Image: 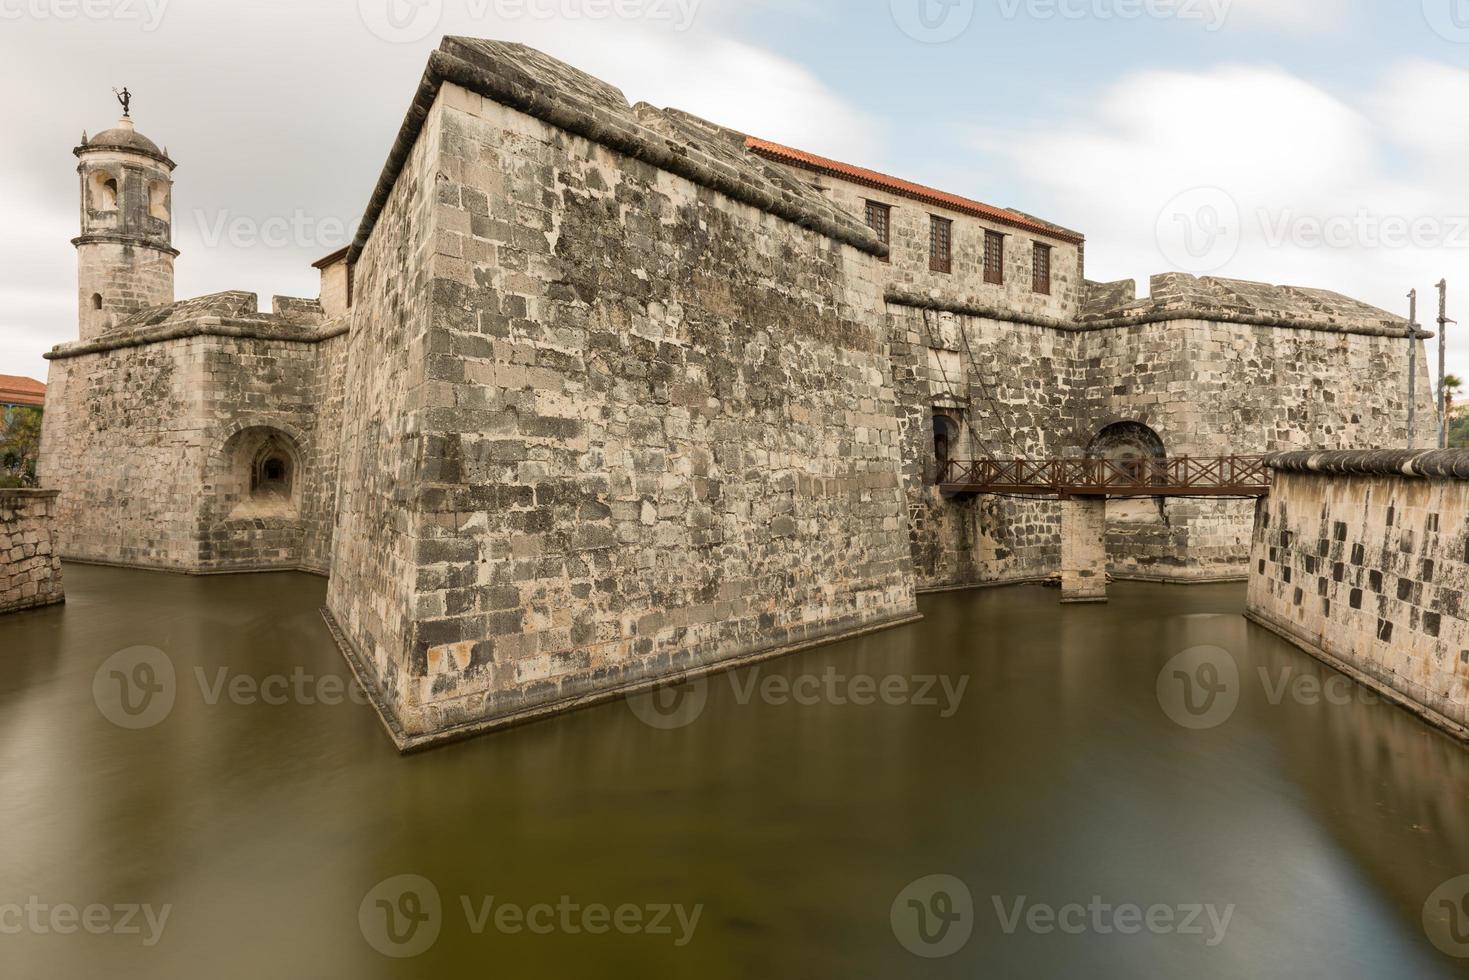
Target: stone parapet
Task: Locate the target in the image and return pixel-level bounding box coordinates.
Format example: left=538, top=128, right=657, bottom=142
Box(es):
left=0, top=490, right=64, bottom=615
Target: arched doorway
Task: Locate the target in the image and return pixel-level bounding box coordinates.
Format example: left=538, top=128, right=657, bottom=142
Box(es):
left=1087, top=421, right=1167, bottom=523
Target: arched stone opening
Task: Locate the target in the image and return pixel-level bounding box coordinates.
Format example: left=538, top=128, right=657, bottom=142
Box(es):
left=223, top=427, right=303, bottom=519
left=1087, top=421, right=1167, bottom=523
left=89, top=170, right=118, bottom=211
left=147, top=180, right=169, bottom=221
left=91, top=293, right=103, bottom=310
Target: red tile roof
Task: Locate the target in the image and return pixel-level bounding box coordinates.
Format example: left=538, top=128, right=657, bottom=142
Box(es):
left=0, top=375, right=45, bottom=408
left=745, top=137, right=1084, bottom=245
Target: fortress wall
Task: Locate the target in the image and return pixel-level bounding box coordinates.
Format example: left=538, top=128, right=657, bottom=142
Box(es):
left=324, top=95, right=445, bottom=728
left=359, top=82, right=917, bottom=743
left=1072, top=319, right=1438, bottom=582
left=301, top=329, right=348, bottom=575
left=0, top=490, right=64, bottom=615
left=888, top=307, right=1072, bottom=590
left=38, top=340, right=206, bottom=569
left=1249, top=453, right=1469, bottom=739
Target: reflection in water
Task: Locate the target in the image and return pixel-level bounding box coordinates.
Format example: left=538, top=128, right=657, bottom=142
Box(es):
left=0, top=566, right=1466, bottom=978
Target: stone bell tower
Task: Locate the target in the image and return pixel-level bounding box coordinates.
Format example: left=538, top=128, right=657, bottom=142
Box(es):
left=72, top=93, right=177, bottom=341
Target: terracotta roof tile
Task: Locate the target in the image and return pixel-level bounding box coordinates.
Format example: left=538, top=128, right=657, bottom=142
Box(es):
left=745, top=137, right=1084, bottom=245
left=0, top=374, right=45, bottom=408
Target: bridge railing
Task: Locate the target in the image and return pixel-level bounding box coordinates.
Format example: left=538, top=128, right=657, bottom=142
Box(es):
left=939, top=455, right=1271, bottom=497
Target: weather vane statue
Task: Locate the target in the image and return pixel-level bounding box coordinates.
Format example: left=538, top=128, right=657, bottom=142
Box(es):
left=113, top=86, right=131, bottom=118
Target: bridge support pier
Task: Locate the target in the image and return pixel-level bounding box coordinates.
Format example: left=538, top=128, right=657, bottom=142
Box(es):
left=1060, top=496, right=1108, bottom=604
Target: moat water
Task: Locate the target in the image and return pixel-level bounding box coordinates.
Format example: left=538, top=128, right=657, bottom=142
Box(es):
left=2, top=565, right=1468, bottom=978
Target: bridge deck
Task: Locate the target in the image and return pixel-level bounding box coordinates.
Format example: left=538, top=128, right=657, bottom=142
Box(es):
left=939, top=455, right=1271, bottom=498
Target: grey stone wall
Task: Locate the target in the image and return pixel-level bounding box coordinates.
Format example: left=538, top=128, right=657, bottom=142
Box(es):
left=1248, top=451, right=1469, bottom=739
left=0, top=490, right=64, bottom=614
left=323, top=77, right=918, bottom=746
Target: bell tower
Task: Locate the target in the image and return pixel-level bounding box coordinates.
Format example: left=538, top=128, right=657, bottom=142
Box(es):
left=73, top=90, right=177, bottom=341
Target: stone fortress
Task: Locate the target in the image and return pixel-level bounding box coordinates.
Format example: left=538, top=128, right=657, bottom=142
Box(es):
left=36, top=37, right=1436, bottom=749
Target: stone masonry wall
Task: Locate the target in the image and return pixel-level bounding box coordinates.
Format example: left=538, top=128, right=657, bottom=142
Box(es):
left=0, top=490, right=64, bottom=614
left=1248, top=452, right=1469, bottom=738
left=325, top=80, right=918, bottom=744
left=1072, top=319, right=1438, bottom=582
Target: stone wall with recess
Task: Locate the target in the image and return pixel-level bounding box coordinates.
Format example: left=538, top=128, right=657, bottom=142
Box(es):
left=38, top=292, right=344, bottom=574
left=1248, top=451, right=1469, bottom=739
left=0, top=490, right=64, bottom=614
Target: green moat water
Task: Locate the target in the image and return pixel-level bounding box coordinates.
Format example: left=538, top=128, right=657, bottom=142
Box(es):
left=2, top=564, right=1468, bottom=978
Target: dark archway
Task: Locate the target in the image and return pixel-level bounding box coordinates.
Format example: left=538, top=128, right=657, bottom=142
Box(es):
left=1087, top=421, right=1167, bottom=523
left=932, top=412, right=962, bottom=482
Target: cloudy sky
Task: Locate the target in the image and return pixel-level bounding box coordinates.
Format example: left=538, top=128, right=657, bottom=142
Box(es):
left=2, top=0, right=1467, bottom=384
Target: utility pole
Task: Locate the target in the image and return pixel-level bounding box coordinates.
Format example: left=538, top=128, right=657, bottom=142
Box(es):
left=1437, top=280, right=1451, bottom=449
left=1408, top=289, right=1418, bottom=450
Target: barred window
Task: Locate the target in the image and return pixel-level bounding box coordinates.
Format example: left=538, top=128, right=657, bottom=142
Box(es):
left=866, top=201, right=892, bottom=261
left=984, top=231, right=1005, bottom=285
left=865, top=201, right=891, bottom=245
left=1032, top=242, right=1052, bottom=295
left=930, top=216, right=953, bottom=274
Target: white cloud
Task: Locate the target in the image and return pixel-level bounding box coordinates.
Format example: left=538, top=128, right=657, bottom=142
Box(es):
left=975, top=61, right=1469, bottom=379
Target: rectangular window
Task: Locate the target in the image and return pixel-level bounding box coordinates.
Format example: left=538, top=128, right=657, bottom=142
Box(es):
left=1032, top=242, right=1052, bottom=295
left=930, top=216, right=953, bottom=274
left=865, top=201, right=891, bottom=245
left=984, top=231, right=1005, bottom=285
left=865, top=201, right=891, bottom=261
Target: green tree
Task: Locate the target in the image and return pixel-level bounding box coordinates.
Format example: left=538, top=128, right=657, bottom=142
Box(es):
left=0, top=406, right=43, bottom=487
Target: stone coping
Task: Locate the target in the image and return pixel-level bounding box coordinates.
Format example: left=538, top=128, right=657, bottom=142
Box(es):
left=45, top=316, right=351, bottom=360
left=0, top=488, right=59, bottom=499
left=887, top=288, right=1433, bottom=339
left=346, top=37, right=886, bottom=268
left=1266, top=449, right=1469, bottom=479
